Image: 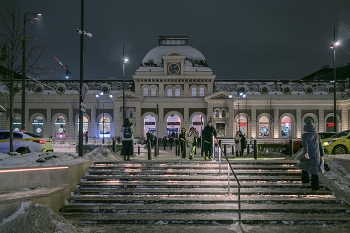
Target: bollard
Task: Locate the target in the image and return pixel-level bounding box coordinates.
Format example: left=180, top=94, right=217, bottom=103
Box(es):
left=254, top=139, right=258, bottom=159
left=289, top=139, right=293, bottom=157
left=148, top=141, right=152, bottom=160
left=224, top=144, right=227, bottom=157
left=247, top=143, right=250, bottom=154
left=232, top=145, right=234, bottom=155
left=138, top=145, right=140, bottom=155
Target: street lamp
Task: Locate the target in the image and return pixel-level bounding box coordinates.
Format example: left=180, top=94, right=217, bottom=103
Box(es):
left=122, top=51, right=128, bottom=122
left=96, top=92, right=113, bottom=144
left=330, top=27, right=340, bottom=132
left=237, top=92, right=246, bottom=133
left=21, top=12, right=41, bottom=132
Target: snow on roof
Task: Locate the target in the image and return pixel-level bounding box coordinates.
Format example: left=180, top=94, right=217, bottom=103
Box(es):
left=138, top=45, right=212, bottom=72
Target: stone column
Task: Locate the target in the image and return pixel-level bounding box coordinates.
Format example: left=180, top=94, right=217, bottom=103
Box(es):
left=296, top=108, right=302, bottom=138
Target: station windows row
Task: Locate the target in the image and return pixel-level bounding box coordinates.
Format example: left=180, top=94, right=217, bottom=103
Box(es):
left=142, top=85, right=206, bottom=97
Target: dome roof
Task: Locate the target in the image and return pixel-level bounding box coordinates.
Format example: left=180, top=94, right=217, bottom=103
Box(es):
left=140, top=45, right=210, bottom=70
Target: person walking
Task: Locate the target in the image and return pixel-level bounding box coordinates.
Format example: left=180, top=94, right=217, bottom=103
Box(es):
left=121, top=118, right=134, bottom=161
left=186, top=127, right=199, bottom=159
left=234, top=131, right=242, bottom=157
left=202, top=121, right=217, bottom=160
left=84, top=131, right=88, bottom=144
left=179, top=127, right=187, bottom=159
left=168, top=136, right=174, bottom=150
left=162, top=136, right=168, bottom=150
left=299, top=120, right=325, bottom=190
left=240, top=132, right=247, bottom=156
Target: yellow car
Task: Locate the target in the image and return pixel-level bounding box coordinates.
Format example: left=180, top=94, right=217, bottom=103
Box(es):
left=322, top=130, right=350, bottom=155
left=0, top=130, right=54, bottom=154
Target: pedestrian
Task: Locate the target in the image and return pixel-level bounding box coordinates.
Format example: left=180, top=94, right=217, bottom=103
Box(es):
left=240, top=132, right=246, bottom=156
left=179, top=127, right=187, bottom=159
left=299, top=120, right=325, bottom=190
left=202, top=121, right=217, bottom=160
left=168, top=136, right=174, bottom=150
left=121, top=118, right=134, bottom=161
left=162, top=136, right=168, bottom=150
left=234, top=131, right=241, bottom=157
left=186, top=127, right=199, bottom=159
left=85, top=131, right=88, bottom=144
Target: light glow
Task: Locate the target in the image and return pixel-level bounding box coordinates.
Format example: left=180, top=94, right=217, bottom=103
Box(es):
left=0, top=166, right=68, bottom=173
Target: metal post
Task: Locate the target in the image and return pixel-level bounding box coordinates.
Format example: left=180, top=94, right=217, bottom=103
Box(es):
left=78, top=0, right=84, bottom=157
left=254, top=139, right=258, bottom=159
left=21, top=13, right=40, bottom=132
left=333, top=27, right=337, bottom=132
left=148, top=140, right=151, bottom=160
left=122, top=46, right=126, bottom=122
left=102, top=93, right=105, bottom=144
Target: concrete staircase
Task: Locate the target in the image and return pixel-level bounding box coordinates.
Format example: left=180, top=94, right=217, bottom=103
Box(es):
left=59, top=160, right=350, bottom=227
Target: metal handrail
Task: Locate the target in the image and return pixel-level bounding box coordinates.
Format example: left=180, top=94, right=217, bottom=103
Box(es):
left=213, top=137, right=242, bottom=224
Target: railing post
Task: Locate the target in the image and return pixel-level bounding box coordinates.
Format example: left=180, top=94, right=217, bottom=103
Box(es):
left=289, top=139, right=293, bottom=157
left=147, top=140, right=151, bottom=160
left=254, top=139, right=258, bottom=159
left=138, top=145, right=140, bottom=155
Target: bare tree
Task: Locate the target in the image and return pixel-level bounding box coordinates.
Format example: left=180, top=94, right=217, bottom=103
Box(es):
left=0, top=1, right=46, bottom=152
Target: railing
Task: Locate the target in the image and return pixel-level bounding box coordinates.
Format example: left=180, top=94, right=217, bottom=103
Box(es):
left=213, top=137, right=242, bottom=225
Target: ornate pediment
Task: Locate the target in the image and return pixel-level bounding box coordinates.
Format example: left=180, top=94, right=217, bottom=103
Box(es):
left=204, top=91, right=229, bottom=101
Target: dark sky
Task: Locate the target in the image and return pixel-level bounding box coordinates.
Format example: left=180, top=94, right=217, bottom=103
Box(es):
left=14, top=0, right=350, bottom=81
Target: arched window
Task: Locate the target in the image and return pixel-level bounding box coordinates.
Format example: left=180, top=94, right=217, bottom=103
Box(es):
left=33, top=116, right=44, bottom=137
left=55, top=116, right=66, bottom=138
left=99, top=116, right=111, bottom=135
left=326, top=116, right=336, bottom=132
left=143, top=87, right=149, bottom=97
left=215, top=110, right=219, bottom=118
left=167, top=87, right=173, bottom=97
left=150, top=87, right=157, bottom=97
left=175, top=87, right=181, bottom=97
left=222, top=110, right=226, bottom=118
left=199, top=87, right=205, bottom=97
left=281, top=116, right=292, bottom=138
left=191, top=87, right=197, bottom=97
left=258, top=115, right=270, bottom=138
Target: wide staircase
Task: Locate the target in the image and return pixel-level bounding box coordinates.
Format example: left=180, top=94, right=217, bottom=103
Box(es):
left=59, top=160, right=350, bottom=230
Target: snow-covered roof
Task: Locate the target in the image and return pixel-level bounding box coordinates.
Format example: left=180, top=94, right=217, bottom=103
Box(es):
left=138, top=45, right=211, bottom=72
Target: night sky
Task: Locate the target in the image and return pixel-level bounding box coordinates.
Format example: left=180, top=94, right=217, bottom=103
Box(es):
left=13, top=0, right=350, bottom=81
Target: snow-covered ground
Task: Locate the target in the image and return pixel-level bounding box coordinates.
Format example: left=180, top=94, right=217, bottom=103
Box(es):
left=0, top=146, right=350, bottom=232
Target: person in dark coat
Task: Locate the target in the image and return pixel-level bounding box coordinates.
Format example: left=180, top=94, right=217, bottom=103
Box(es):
left=168, top=136, right=174, bottom=150
left=299, top=120, right=325, bottom=190
left=201, top=121, right=217, bottom=160
left=121, top=118, right=134, bottom=161
left=162, top=136, right=168, bottom=150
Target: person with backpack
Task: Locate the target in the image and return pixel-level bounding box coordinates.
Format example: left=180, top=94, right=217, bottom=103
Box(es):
left=121, top=118, right=134, bottom=161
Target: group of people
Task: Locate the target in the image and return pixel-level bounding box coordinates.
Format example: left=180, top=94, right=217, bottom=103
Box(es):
left=120, top=117, right=325, bottom=191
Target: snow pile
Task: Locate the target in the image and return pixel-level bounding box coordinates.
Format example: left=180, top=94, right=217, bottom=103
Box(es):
left=0, top=202, right=78, bottom=233
left=82, top=146, right=121, bottom=161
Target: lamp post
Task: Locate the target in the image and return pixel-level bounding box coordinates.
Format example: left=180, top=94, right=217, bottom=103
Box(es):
left=330, top=27, right=340, bottom=132
left=96, top=92, right=113, bottom=144
left=21, top=12, right=41, bottom=132
left=237, top=92, right=246, bottom=133
left=122, top=47, right=128, bottom=122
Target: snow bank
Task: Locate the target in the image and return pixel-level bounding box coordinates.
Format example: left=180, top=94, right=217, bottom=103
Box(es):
left=0, top=202, right=78, bottom=233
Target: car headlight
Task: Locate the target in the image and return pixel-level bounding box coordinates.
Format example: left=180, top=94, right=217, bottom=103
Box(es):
left=323, top=141, right=334, bottom=146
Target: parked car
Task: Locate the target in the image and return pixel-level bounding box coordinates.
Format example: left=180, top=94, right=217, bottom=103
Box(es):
left=318, top=132, right=337, bottom=139
left=281, top=139, right=303, bottom=155
left=322, top=130, right=350, bottom=155
left=0, top=130, right=54, bottom=154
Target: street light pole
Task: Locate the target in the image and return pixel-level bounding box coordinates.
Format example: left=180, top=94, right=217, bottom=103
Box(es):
left=122, top=46, right=128, bottom=122
left=21, top=12, right=40, bottom=132
left=331, top=27, right=340, bottom=132
left=78, top=0, right=85, bottom=157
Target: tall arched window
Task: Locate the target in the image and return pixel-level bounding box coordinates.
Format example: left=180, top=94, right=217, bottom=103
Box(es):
left=175, top=87, right=181, bottom=97
left=281, top=116, right=292, bottom=138
left=167, top=87, right=173, bottom=97
left=55, top=116, right=66, bottom=138
left=222, top=110, right=226, bottom=118
left=143, top=87, right=149, bottom=97
left=199, top=87, right=205, bottom=97
left=191, top=87, right=197, bottom=97
left=150, top=87, right=157, bottom=97
left=258, top=115, right=270, bottom=138
left=33, top=116, right=44, bottom=137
